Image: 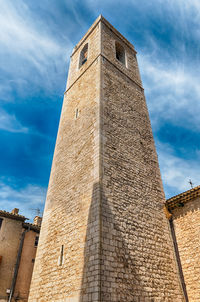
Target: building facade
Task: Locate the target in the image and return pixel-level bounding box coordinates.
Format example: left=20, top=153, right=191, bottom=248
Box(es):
left=166, top=186, right=200, bottom=302
left=29, top=16, right=185, bottom=301
left=0, top=209, right=41, bottom=302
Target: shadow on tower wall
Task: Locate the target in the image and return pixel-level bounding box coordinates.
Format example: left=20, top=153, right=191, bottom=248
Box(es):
left=78, top=182, right=158, bottom=302
left=78, top=182, right=100, bottom=302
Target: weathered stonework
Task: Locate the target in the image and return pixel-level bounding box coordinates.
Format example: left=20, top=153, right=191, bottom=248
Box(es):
left=0, top=214, right=24, bottom=302
left=166, top=187, right=200, bottom=302
left=0, top=209, right=40, bottom=302
left=28, top=16, right=184, bottom=301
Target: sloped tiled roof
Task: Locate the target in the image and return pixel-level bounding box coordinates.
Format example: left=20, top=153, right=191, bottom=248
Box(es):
left=0, top=210, right=26, bottom=221
left=23, top=222, right=40, bottom=233
left=166, top=185, right=200, bottom=210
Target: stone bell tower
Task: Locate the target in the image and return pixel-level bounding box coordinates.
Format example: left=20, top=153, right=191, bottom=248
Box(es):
left=29, top=16, right=184, bottom=302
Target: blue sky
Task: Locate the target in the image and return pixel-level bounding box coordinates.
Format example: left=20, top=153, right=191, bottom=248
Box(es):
left=0, top=0, right=200, bottom=221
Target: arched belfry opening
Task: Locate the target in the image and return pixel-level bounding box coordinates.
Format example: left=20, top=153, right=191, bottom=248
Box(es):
left=115, top=41, right=126, bottom=65
left=79, top=43, right=88, bottom=68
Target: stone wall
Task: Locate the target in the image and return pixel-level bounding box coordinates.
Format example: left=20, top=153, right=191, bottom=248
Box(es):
left=99, top=21, right=184, bottom=300
left=28, top=18, right=101, bottom=301
left=14, top=230, right=38, bottom=301
left=0, top=212, right=39, bottom=302
left=101, top=20, right=142, bottom=87
left=171, top=197, right=200, bottom=302
left=0, top=216, right=22, bottom=301
left=28, top=16, right=185, bottom=302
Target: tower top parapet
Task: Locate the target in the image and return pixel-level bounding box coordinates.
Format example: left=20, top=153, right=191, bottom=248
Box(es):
left=71, top=14, right=136, bottom=57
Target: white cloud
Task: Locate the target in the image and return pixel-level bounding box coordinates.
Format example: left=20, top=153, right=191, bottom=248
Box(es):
left=157, top=142, right=200, bottom=197
left=0, top=0, right=199, bottom=207
left=0, top=109, right=28, bottom=133
left=173, top=0, right=200, bottom=17
left=0, top=182, right=46, bottom=221
left=0, top=0, right=73, bottom=95
left=138, top=52, right=200, bottom=130
left=140, top=53, right=200, bottom=96
left=139, top=50, right=200, bottom=196
left=0, top=1, right=68, bottom=63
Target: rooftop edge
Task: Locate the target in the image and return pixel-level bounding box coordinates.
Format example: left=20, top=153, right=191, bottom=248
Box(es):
left=166, top=185, right=200, bottom=209
left=71, top=14, right=136, bottom=57
left=0, top=210, right=27, bottom=221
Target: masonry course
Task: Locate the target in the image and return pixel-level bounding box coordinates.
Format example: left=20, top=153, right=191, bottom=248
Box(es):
left=28, top=16, right=185, bottom=302
left=166, top=186, right=200, bottom=302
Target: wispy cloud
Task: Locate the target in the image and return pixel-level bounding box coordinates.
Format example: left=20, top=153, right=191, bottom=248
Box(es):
left=140, top=53, right=199, bottom=98
left=0, top=0, right=73, bottom=98
left=157, top=141, right=200, bottom=197
left=0, top=0, right=199, bottom=215
left=0, top=181, right=46, bottom=220
left=0, top=109, right=28, bottom=133
left=138, top=46, right=200, bottom=131
left=138, top=30, right=200, bottom=197
left=0, top=1, right=69, bottom=64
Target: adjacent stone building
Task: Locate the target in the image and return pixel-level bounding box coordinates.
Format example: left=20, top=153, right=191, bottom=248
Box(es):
left=166, top=186, right=200, bottom=302
left=29, top=16, right=185, bottom=301
left=0, top=209, right=41, bottom=302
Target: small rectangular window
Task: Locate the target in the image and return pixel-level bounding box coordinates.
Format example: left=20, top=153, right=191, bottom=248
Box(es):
left=0, top=218, right=3, bottom=229
left=59, top=245, right=64, bottom=266
left=75, top=108, right=79, bottom=119
left=34, top=235, right=39, bottom=247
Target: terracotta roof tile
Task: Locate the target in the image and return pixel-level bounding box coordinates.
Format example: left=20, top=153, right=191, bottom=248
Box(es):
left=0, top=210, right=27, bottom=221
left=166, top=185, right=200, bottom=209
left=23, top=222, right=40, bottom=233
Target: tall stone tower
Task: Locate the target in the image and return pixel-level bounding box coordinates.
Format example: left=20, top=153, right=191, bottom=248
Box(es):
left=29, top=16, right=184, bottom=302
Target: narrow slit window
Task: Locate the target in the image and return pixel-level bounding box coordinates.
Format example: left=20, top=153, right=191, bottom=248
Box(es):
left=79, top=43, right=88, bottom=68
left=115, top=42, right=125, bottom=65
left=75, top=108, right=79, bottom=119
left=59, top=245, right=64, bottom=266
left=0, top=218, right=3, bottom=229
